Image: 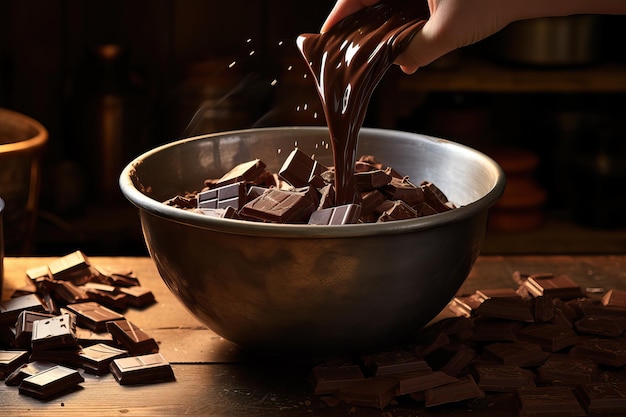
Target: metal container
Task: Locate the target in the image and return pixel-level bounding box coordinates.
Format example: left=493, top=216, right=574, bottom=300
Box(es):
left=0, top=197, right=4, bottom=292
left=120, top=127, right=505, bottom=356
left=0, top=108, right=48, bottom=254
left=492, top=15, right=603, bottom=66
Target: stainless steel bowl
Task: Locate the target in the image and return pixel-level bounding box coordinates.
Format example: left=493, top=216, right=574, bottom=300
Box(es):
left=120, top=127, right=505, bottom=356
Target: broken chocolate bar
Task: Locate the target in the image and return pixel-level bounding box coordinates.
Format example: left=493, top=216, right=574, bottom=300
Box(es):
left=308, top=204, right=361, bottom=225
left=109, top=353, right=175, bottom=385
left=278, top=148, right=327, bottom=188
left=0, top=294, right=46, bottom=324
left=47, top=250, right=93, bottom=285
left=15, top=311, right=54, bottom=348
left=18, top=364, right=84, bottom=400
left=515, top=386, right=586, bottom=417
left=239, top=187, right=317, bottom=223
left=197, top=181, right=247, bottom=210
left=0, top=350, right=29, bottom=379
left=424, top=375, right=484, bottom=408
left=65, top=301, right=125, bottom=332
left=78, top=343, right=128, bottom=375
left=4, top=360, right=55, bottom=386
left=106, top=320, right=159, bottom=355
left=335, top=376, right=398, bottom=409
left=310, top=360, right=365, bottom=394
left=215, top=159, right=266, bottom=186
left=471, top=364, right=535, bottom=392
left=31, top=313, right=78, bottom=351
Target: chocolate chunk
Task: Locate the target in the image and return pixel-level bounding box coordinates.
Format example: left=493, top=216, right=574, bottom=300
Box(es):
left=569, top=337, right=626, bottom=367
left=575, top=382, right=626, bottom=414
left=384, top=370, right=457, bottom=396
left=471, top=364, right=535, bottom=392
left=420, top=181, right=453, bottom=213
left=25, top=265, right=52, bottom=283
left=377, top=200, right=418, bottom=222
left=43, top=279, right=90, bottom=305
left=118, top=286, right=156, bottom=308
left=197, top=181, right=247, bottom=210
left=15, top=311, right=54, bottom=348
left=359, top=190, right=387, bottom=216
left=109, top=353, right=175, bottom=385
left=106, top=320, right=159, bottom=355
left=335, top=376, right=398, bottom=409
left=196, top=206, right=240, bottom=220
left=483, top=342, right=550, bottom=367
left=361, top=349, right=430, bottom=376
left=47, top=250, right=92, bottom=285
left=536, top=355, right=597, bottom=386
left=4, top=361, right=55, bottom=386
left=575, top=314, right=626, bottom=337
left=18, top=364, right=84, bottom=400
left=471, top=318, right=522, bottom=342
left=65, top=301, right=125, bottom=332
left=216, top=159, right=266, bottom=186
left=515, top=323, right=580, bottom=352
left=310, top=360, right=365, bottom=394
left=424, top=375, right=484, bottom=407
left=31, top=313, right=78, bottom=351
left=78, top=343, right=128, bottom=375
left=382, top=176, right=424, bottom=207
left=308, top=204, right=361, bottom=225
left=74, top=327, right=115, bottom=347
left=449, top=294, right=483, bottom=318
left=239, top=187, right=317, bottom=223
left=278, top=148, right=327, bottom=188
left=354, top=169, right=392, bottom=191
left=515, top=386, right=586, bottom=417
left=0, top=294, right=46, bottom=324
left=0, top=350, right=29, bottom=379
left=602, top=288, right=626, bottom=309
left=82, top=282, right=128, bottom=311
left=92, top=265, right=141, bottom=287
left=438, top=343, right=476, bottom=377
left=522, top=273, right=584, bottom=300
left=475, top=296, right=534, bottom=322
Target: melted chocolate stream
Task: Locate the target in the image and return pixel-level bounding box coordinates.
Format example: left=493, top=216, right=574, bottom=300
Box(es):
left=297, top=0, right=429, bottom=205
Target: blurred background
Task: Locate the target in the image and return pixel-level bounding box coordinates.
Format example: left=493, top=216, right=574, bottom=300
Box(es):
left=1, top=0, right=625, bottom=256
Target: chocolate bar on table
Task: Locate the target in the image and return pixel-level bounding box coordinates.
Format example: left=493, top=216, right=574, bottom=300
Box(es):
left=0, top=294, right=47, bottom=324
left=4, top=360, right=55, bottom=386
left=106, top=320, right=159, bottom=355
left=424, top=375, right=484, bottom=408
left=31, top=313, right=78, bottom=351
left=81, top=282, right=128, bottom=311
left=335, top=376, right=398, bottom=409
left=47, top=250, right=93, bottom=285
left=384, top=370, right=458, bottom=396
left=118, top=286, right=156, bottom=308
left=0, top=350, right=29, bottom=379
left=15, top=310, right=54, bottom=348
left=78, top=343, right=128, bottom=375
left=471, top=364, right=535, bottom=392
left=515, top=386, right=586, bottom=417
left=18, top=364, right=84, bottom=400
left=310, top=360, right=365, bottom=395
left=361, top=349, right=430, bottom=376
left=109, top=353, right=175, bottom=385
left=574, top=382, right=626, bottom=414
left=65, top=301, right=125, bottom=332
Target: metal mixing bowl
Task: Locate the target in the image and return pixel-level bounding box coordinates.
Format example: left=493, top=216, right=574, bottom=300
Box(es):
left=120, top=127, right=505, bottom=356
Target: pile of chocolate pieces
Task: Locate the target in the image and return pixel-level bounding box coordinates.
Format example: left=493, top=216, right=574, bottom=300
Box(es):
left=309, top=272, right=626, bottom=415
left=0, top=250, right=174, bottom=401
left=165, top=149, right=455, bottom=225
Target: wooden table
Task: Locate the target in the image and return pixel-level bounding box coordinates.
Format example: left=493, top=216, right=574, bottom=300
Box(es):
left=2, top=255, right=626, bottom=416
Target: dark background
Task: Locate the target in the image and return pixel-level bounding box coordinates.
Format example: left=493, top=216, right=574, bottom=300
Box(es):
left=1, top=0, right=625, bottom=256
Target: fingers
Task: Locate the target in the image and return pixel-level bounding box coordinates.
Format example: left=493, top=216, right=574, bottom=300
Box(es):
left=321, top=0, right=380, bottom=33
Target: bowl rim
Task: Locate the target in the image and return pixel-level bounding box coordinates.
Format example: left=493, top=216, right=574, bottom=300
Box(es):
left=119, top=126, right=505, bottom=238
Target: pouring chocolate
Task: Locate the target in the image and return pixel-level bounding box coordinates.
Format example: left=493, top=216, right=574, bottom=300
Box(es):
left=297, top=0, right=429, bottom=205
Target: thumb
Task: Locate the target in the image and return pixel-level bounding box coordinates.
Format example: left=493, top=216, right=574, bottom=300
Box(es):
left=394, top=21, right=453, bottom=74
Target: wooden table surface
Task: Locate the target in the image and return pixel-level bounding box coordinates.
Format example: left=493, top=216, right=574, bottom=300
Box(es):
left=2, top=255, right=626, bottom=416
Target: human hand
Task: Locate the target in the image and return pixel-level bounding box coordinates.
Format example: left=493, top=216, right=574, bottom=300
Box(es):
left=321, top=0, right=512, bottom=74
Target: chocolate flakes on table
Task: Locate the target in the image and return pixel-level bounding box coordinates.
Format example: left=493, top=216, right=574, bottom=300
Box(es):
left=306, top=270, right=626, bottom=415
left=0, top=250, right=174, bottom=401
left=164, top=150, right=457, bottom=225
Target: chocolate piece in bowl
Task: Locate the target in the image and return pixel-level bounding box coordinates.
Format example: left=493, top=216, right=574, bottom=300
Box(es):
left=197, top=181, right=247, bottom=210
left=239, top=187, right=317, bottom=223
left=279, top=148, right=327, bottom=188
left=376, top=200, right=418, bottom=222
left=215, top=158, right=266, bottom=187
left=354, top=169, right=392, bottom=191
left=308, top=204, right=361, bottom=225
